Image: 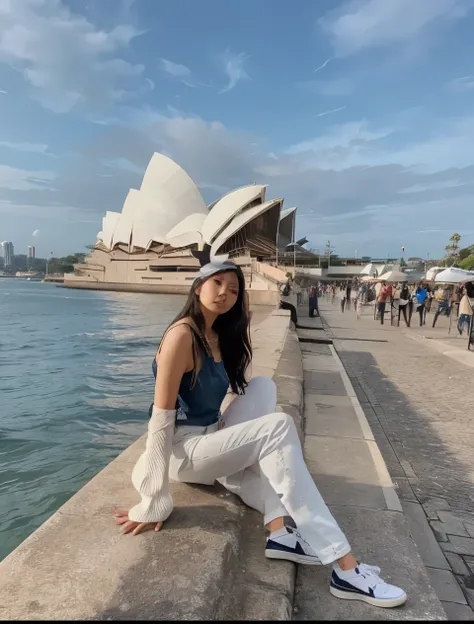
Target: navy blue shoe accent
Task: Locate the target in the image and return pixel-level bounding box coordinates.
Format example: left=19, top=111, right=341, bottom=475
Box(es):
left=331, top=568, right=374, bottom=598
left=330, top=570, right=373, bottom=597
left=266, top=539, right=307, bottom=556
left=265, top=528, right=321, bottom=565
left=329, top=564, right=407, bottom=608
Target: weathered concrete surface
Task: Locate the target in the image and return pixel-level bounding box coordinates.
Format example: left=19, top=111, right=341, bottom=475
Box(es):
left=294, top=507, right=444, bottom=621
left=319, top=297, right=474, bottom=618
left=294, top=306, right=446, bottom=621
left=0, top=310, right=302, bottom=621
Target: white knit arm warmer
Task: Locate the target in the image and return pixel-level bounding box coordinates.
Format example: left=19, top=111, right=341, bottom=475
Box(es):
left=128, top=407, right=176, bottom=523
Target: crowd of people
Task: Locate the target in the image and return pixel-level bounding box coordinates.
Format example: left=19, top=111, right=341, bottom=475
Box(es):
left=324, top=278, right=474, bottom=337
left=279, top=275, right=474, bottom=340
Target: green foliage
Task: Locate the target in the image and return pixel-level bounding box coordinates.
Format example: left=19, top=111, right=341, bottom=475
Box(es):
left=1, top=252, right=87, bottom=275
left=459, top=254, right=474, bottom=271
left=443, top=232, right=462, bottom=267
left=47, top=253, right=86, bottom=274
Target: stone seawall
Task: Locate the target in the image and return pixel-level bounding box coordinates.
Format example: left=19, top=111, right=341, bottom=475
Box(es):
left=63, top=278, right=280, bottom=306
left=0, top=309, right=302, bottom=620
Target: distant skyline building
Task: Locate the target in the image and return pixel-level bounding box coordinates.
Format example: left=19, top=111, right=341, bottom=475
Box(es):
left=1, top=241, right=14, bottom=267
left=28, top=246, right=36, bottom=259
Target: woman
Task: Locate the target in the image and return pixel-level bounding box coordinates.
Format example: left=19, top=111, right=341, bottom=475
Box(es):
left=114, top=256, right=407, bottom=609
left=458, top=287, right=473, bottom=335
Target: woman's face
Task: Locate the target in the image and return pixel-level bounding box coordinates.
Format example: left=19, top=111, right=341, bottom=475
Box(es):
left=196, top=270, right=240, bottom=315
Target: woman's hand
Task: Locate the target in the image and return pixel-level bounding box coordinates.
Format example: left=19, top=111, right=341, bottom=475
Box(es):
left=113, top=506, right=164, bottom=535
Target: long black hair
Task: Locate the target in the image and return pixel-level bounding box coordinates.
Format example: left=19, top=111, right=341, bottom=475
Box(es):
left=169, top=264, right=252, bottom=395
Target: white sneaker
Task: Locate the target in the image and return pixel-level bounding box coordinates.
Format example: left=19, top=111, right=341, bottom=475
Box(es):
left=330, top=562, right=407, bottom=608
left=265, top=527, right=322, bottom=565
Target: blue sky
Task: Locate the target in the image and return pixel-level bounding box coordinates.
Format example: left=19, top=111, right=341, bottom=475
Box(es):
left=1, top=0, right=474, bottom=259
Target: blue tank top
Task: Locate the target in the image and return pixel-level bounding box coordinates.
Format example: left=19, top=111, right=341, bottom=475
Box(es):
left=150, top=324, right=229, bottom=427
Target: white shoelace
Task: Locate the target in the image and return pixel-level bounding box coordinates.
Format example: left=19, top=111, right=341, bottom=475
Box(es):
left=294, top=530, right=318, bottom=555
left=356, top=563, right=384, bottom=589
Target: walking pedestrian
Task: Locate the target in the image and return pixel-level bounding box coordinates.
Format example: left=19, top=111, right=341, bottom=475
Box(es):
left=377, top=282, right=392, bottom=325
left=346, top=282, right=352, bottom=311
left=114, top=255, right=407, bottom=609
left=415, top=284, right=428, bottom=326
left=432, top=286, right=451, bottom=328
left=309, top=285, right=318, bottom=318
left=339, top=286, right=346, bottom=313
left=458, top=289, right=473, bottom=335
left=398, top=283, right=412, bottom=327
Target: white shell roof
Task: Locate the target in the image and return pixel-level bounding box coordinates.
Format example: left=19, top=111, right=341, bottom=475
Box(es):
left=94, top=153, right=286, bottom=255
left=101, top=153, right=209, bottom=251
left=112, top=189, right=141, bottom=249
left=135, top=153, right=207, bottom=248
left=98, top=211, right=121, bottom=248
left=165, top=213, right=206, bottom=249
left=280, top=206, right=297, bottom=221
left=202, top=184, right=266, bottom=244
left=210, top=198, right=282, bottom=257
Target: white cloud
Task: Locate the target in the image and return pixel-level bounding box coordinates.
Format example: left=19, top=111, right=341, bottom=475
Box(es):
left=32, top=229, right=39, bottom=236
left=0, top=89, right=7, bottom=94
left=319, top=0, right=470, bottom=56
left=314, top=58, right=332, bottom=73
left=218, top=50, right=250, bottom=94
left=0, top=0, right=147, bottom=113
left=448, top=75, right=474, bottom=91
left=160, top=58, right=191, bottom=78
left=2, top=109, right=474, bottom=257
left=286, top=119, right=393, bottom=169
left=315, top=105, right=347, bottom=119
left=159, top=58, right=211, bottom=89
left=0, top=141, right=53, bottom=155
left=0, top=165, right=56, bottom=190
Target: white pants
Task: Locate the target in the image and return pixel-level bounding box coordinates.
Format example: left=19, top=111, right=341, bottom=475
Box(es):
left=169, top=376, right=351, bottom=565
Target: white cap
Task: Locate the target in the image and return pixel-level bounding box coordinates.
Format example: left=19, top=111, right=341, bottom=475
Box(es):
left=194, top=259, right=239, bottom=283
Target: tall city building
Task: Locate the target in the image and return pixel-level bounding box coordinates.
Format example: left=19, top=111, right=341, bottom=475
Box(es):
left=1, top=241, right=14, bottom=267
left=28, top=245, right=36, bottom=259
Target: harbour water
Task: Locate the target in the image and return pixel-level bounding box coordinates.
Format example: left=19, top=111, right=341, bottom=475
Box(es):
left=0, top=279, right=184, bottom=561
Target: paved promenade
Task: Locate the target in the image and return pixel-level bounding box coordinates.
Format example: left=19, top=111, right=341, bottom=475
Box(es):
left=294, top=309, right=444, bottom=620
left=319, top=298, right=474, bottom=620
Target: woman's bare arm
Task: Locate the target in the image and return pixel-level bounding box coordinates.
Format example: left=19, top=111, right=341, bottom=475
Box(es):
left=154, top=324, right=194, bottom=409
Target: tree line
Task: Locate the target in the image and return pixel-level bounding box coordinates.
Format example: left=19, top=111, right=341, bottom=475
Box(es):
left=0, top=253, right=87, bottom=275
left=443, top=233, right=474, bottom=271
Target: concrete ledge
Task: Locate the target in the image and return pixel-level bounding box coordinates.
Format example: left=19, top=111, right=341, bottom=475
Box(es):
left=0, top=310, right=301, bottom=621
left=63, top=280, right=279, bottom=306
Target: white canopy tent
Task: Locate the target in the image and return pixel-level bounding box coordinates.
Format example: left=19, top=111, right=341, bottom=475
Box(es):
left=426, top=266, right=445, bottom=281
left=377, top=270, right=409, bottom=283
left=434, top=267, right=474, bottom=284
left=360, top=263, right=377, bottom=276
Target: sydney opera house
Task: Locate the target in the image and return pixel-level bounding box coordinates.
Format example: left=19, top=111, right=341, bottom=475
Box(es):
left=65, top=153, right=297, bottom=305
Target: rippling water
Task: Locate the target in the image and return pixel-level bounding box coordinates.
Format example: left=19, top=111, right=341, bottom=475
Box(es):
left=0, top=279, right=184, bottom=561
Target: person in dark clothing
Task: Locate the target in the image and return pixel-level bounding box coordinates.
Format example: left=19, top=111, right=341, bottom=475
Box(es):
left=280, top=300, right=298, bottom=327
left=346, top=283, right=352, bottom=306
left=309, top=286, right=319, bottom=317
left=398, top=283, right=412, bottom=327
